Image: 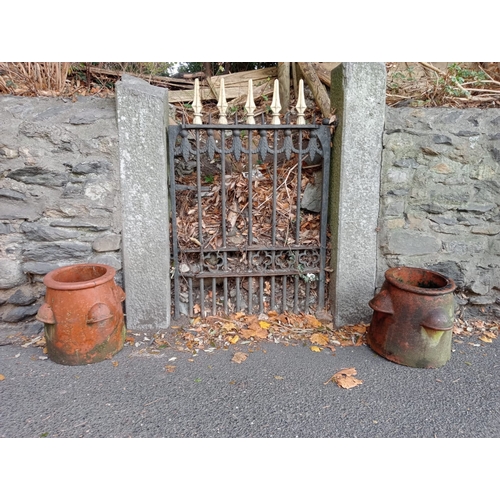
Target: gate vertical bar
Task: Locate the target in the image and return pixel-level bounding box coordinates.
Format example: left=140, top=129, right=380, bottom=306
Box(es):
left=221, top=127, right=228, bottom=314
left=168, top=124, right=182, bottom=319
left=318, top=119, right=332, bottom=311
left=271, top=128, right=278, bottom=312
left=247, top=128, right=253, bottom=314
left=195, top=129, right=205, bottom=316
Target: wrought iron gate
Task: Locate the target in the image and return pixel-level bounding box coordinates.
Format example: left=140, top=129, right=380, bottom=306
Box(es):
left=168, top=80, right=332, bottom=319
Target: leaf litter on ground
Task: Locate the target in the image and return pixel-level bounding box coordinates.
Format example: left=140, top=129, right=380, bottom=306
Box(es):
left=114, top=313, right=500, bottom=361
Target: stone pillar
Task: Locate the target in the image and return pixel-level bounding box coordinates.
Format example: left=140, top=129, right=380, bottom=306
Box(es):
left=329, top=63, right=386, bottom=326
left=115, top=75, right=171, bottom=330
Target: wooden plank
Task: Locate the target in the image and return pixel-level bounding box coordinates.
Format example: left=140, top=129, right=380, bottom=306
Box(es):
left=278, top=62, right=290, bottom=114
left=310, top=62, right=341, bottom=87
left=169, top=66, right=278, bottom=103
left=88, top=66, right=191, bottom=88
left=297, top=62, right=332, bottom=117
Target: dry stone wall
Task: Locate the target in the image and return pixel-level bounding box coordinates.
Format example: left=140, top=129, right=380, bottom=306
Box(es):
left=0, top=96, right=122, bottom=339
left=1, top=92, right=499, bottom=336
left=379, top=107, right=500, bottom=319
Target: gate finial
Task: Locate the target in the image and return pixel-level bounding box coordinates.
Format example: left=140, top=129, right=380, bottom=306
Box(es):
left=192, top=78, right=202, bottom=124
left=217, top=78, right=228, bottom=124
left=296, top=79, right=306, bottom=125
left=270, top=79, right=281, bottom=125
left=245, top=79, right=256, bottom=124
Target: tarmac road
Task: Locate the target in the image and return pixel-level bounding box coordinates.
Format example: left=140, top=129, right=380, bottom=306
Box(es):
left=0, top=333, right=499, bottom=438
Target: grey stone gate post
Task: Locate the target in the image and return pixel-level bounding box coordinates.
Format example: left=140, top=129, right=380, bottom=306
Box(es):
left=115, top=75, right=171, bottom=330
left=329, top=63, right=386, bottom=326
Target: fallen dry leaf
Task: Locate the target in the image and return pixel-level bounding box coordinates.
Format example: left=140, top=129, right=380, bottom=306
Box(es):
left=305, top=315, right=322, bottom=328
left=221, top=322, right=237, bottom=332
left=0, top=374, right=5, bottom=381
left=239, top=329, right=254, bottom=339
left=335, top=368, right=356, bottom=376
left=241, top=327, right=268, bottom=339
left=479, top=335, right=493, bottom=343
left=310, top=333, right=329, bottom=346
left=482, top=331, right=498, bottom=339
left=165, top=365, right=176, bottom=373
left=228, top=335, right=240, bottom=344
left=310, top=346, right=322, bottom=352
left=35, top=337, right=46, bottom=347
left=327, top=368, right=363, bottom=389
left=259, top=320, right=271, bottom=330
left=232, top=352, right=247, bottom=364
left=352, top=324, right=368, bottom=334
left=112, top=361, right=119, bottom=367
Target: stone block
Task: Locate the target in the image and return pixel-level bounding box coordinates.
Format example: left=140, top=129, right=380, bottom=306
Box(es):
left=393, top=158, right=420, bottom=169
left=469, top=296, right=495, bottom=305
left=116, top=75, right=171, bottom=329
left=458, top=202, right=496, bottom=213
left=0, top=200, right=39, bottom=221
left=387, top=230, right=441, bottom=256
left=7, top=287, right=37, bottom=305
left=72, top=160, right=112, bottom=175
left=7, top=166, right=68, bottom=187
left=0, top=259, right=26, bottom=289
left=471, top=225, right=500, bottom=235
left=0, top=188, right=27, bottom=201
left=444, top=237, right=487, bottom=255
left=329, top=63, right=386, bottom=325
left=92, top=234, right=121, bottom=252
left=0, top=223, right=13, bottom=234
left=20, top=222, right=80, bottom=241
left=22, top=261, right=61, bottom=275
left=384, top=199, right=405, bottom=217
left=387, top=168, right=410, bottom=183
left=88, top=254, right=122, bottom=270
left=0, top=146, right=19, bottom=159
left=23, top=242, right=91, bottom=261
left=427, top=261, right=465, bottom=288
left=2, top=304, right=39, bottom=322
left=301, top=171, right=322, bottom=212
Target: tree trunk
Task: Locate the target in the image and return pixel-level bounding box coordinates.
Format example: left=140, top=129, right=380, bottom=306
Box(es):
left=203, top=62, right=213, bottom=78
left=297, top=62, right=331, bottom=117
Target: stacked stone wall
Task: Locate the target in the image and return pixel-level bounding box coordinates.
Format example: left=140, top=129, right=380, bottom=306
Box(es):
left=0, top=96, right=122, bottom=339
left=379, top=107, right=500, bottom=319
left=1, top=93, right=499, bottom=336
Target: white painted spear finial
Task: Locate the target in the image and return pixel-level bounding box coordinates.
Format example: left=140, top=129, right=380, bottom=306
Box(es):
left=192, top=78, right=202, bottom=124
left=296, top=79, right=306, bottom=125
left=270, top=79, right=281, bottom=125
left=245, top=79, right=256, bottom=124
left=217, top=78, right=228, bottom=124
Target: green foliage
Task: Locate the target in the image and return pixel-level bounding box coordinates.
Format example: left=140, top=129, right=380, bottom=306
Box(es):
left=387, top=66, right=417, bottom=92
left=447, top=63, right=487, bottom=83
left=444, top=63, right=487, bottom=97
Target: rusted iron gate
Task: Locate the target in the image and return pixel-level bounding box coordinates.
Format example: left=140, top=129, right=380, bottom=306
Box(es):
left=168, top=80, right=332, bottom=319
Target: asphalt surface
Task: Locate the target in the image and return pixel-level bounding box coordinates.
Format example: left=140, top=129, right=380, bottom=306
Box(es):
left=1, top=331, right=499, bottom=438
